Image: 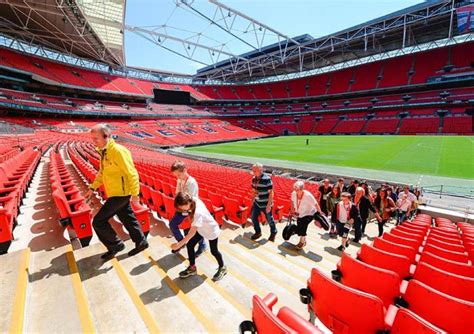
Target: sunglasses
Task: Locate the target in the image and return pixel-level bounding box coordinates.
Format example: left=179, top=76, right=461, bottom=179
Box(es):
left=177, top=208, right=192, bottom=216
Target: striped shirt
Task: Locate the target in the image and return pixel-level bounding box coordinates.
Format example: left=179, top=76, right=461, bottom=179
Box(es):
left=252, top=173, right=273, bottom=208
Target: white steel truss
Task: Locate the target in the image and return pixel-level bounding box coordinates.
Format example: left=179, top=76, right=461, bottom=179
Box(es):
left=127, top=0, right=466, bottom=83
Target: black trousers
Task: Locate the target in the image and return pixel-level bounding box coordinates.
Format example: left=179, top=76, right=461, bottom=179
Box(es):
left=378, top=219, right=388, bottom=237
left=187, top=232, right=224, bottom=268
left=92, top=196, right=145, bottom=250
left=296, top=215, right=313, bottom=236
left=360, top=216, right=368, bottom=234
left=354, top=218, right=362, bottom=241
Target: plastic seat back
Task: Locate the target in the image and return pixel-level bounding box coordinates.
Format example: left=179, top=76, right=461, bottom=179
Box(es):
left=308, top=268, right=387, bottom=334
left=390, top=308, right=445, bottom=334
left=414, top=262, right=474, bottom=302
left=423, top=243, right=469, bottom=263
left=419, top=251, right=474, bottom=277
left=373, top=237, right=417, bottom=263
left=403, top=279, right=474, bottom=333
left=338, top=252, right=401, bottom=308
left=358, top=244, right=412, bottom=279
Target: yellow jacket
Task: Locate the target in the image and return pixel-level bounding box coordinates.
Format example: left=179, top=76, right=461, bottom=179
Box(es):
left=90, top=139, right=140, bottom=197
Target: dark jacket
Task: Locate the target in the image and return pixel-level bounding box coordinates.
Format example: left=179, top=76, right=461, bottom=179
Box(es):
left=356, top=196, right=375, bottom=220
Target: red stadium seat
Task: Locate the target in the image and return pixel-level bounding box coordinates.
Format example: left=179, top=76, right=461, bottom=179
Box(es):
left=427, top=233, right=463, bottom=245
left=161, top=194, right=176, bottom=221
left=401, top=279, right=474, bottom=333
left=240, top=293, right=323, bottom=334
left=422, top=243, right=470, bottom=263
left=52, top=189, right=92, bottom=247
left=389, top=308, right=445, bottom=334
left=336, top=252, right=401, bottom=308
left=383, top=232, right=421, bottom=249
left=418, top=251, right=474, bottom=277
left=131, top=202, right=151, bottom=237
left=425, top=237, right=466, bottom=253
left=407, top=261, right=474, bottom=302
left=391, top=227, right=425, bottom=242
left=395, top=223, right=428, bottom=234
left=223, top=196, right=248, bottom=225
left=202, top=198, right=225, bottom=226
left=373, top=237, right=417, bottom=263
left=302, top=268, right=393, bottom=333
left=358, top=244, right=412, bottom=279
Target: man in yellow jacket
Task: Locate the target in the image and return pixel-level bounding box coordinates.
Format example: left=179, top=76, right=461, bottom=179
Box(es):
left=85, top=124, right=148, bottom=260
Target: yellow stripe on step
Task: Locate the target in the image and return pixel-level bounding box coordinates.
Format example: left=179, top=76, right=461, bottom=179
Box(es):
left=110, top=257, right=160, bottom=333
left=65, top=245, right=95, bottom=333
left=9, top=248, right=30, bottom=334
left=172, top=250, right=251, bottom=319
left=143, top=250, right=220, bottom=333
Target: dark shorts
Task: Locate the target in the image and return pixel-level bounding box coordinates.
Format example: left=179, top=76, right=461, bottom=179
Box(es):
left=336, top=221, right=351, bottom=238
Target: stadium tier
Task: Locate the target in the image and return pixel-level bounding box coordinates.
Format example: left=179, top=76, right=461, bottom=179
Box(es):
left=193, top=42, right=474, bottom=100
left=1, top=42, right=473, bottom=101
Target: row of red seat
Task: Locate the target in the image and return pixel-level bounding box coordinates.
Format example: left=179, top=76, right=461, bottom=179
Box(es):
left=0, top=147, right=41, bottom=254
left=231, top=110, right=472, bottom=136
left=72, top=140, right=314, bottom=231
left=298, top=214, right=474, bottom=333
left=50, top=149, right=93, bottom=247
left=134, top=159, right=310, bottom=228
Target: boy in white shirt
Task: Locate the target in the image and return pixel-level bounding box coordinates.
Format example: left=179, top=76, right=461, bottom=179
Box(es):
left=171, top=192, right=227, bottom=281
left=170, top=161, right=206, bottom=256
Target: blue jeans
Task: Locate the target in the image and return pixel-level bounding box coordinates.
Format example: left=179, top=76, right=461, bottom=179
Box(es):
left=251, top=203, right=277, bottom=235
left=397, top=210, right=408, bottom=225
left=170, top=213, right=205, bottom=250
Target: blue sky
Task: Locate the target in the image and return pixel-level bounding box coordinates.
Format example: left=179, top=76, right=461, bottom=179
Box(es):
left=124, top=0, right=423, bottom=74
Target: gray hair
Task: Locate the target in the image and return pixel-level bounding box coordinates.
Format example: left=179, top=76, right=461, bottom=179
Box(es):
left=355, top=187, right=365, bottom=196
left=252, top=162, right=263, bottom=170
left=91, top=123, right=112, bottom=138
left=293, top=180, right=305, bottom=190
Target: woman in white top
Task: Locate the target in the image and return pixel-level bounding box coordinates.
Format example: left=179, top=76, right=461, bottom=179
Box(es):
left=290, top=181, right=323, bottom=250
left=170, top=192, right=227, bottom=281
left=396, top=193, right=411, bottom=225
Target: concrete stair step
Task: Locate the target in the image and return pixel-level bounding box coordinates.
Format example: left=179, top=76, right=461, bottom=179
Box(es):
left=116, top=238, right=208, bottom=333
left=0, top=248, right=25, bottom=331
left=146, top=236, right=247, bottom=332
left=73, top=242, right=149, bottom=332
left=25, top=245, right=83, bottom=333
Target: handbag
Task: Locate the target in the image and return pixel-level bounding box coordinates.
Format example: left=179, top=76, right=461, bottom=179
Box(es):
left=282, top=217, right=298, bottom=241
left=313, top=212, right=330, bottom=231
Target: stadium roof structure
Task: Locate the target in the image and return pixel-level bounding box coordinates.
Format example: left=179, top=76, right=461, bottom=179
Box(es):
left=188, top=0, right=470, bottom=83
left=0, top=0, right=126, bottom=66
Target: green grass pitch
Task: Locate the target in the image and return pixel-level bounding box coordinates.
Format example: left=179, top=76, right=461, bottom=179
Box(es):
left=187, top=136, right=474, bottom=180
